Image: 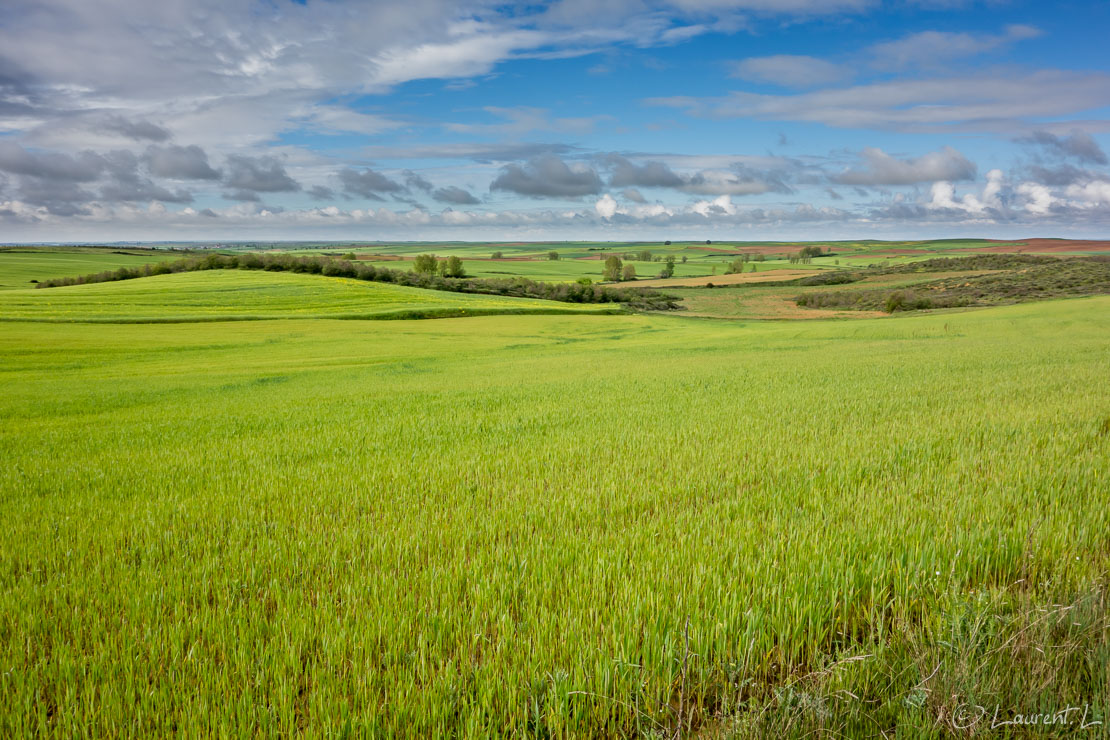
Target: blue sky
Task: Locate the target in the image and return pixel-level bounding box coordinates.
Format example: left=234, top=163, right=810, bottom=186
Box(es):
left=1, top=0, right=1109, bottom=241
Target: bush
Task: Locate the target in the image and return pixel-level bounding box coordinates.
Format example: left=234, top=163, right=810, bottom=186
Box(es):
left=440, top=255, right=466, bottom=278
left=603, top=255, right=623, bottom=282
left=797, top=272, right=858, bottom=286
left=725, top=258, right=745, bottom=275
left=412, top=254, right=439, bottom=274
left=547, top=251, right=560, bottom=261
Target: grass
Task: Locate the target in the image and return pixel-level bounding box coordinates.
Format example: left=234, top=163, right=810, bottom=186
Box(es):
left=355, top=255, right=752, bottom=283
left=797, top=257, right=1110, bottom=313
left=0, top=247, right=183, bottom=291
left=1, top=295, right=1108, bottom=736
left=0, top=270, right=616, bottom=323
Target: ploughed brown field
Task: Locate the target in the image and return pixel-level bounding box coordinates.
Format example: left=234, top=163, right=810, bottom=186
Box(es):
left=619, top=268, right=819, bottom=288
left=974, top=238, right=1110, bottom=253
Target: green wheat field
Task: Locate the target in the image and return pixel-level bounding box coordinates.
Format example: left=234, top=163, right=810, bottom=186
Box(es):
left=1, top=244, right=1107, bottom=737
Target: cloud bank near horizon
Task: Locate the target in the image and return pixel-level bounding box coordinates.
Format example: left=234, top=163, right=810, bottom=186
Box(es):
left=1, top=0, right=1109, bottom=240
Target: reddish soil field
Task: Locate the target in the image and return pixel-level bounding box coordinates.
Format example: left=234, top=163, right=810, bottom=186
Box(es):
left=971, top=239, right=1110, bottom=254
left=691, top=244, right=827, bottom=256
left=617, top=269, right=819, bottom=288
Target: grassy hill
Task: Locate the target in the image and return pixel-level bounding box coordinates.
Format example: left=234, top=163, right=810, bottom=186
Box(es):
left=0, top=247, right=183, bottom=290
left=0, top=269, right=617, bottom=323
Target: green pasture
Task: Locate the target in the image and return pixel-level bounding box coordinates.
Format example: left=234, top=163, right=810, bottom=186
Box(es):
left=0, top=248, right=182, bottom=290
left=1, top=291, right=1108, bottom=735
left=0, top=270, right=614, bottom=323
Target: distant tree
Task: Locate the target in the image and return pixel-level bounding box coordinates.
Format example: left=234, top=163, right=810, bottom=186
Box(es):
left=491, top=251, right=503, bottom=259
left=576, top=276, right=593, bottom=286
left=622, top=264, right=637, bottom=281
left=440, top=255, right=466, bottom=278
left=706, top=239, right=712, bottom=245
left=755, top=254, right=765, bottom=262
left=664, top=240, right=672, bottom=246
left=412, top=254, right=438, bottom=274
left=638, top=249, right=652, bottom=262
left=725, top=257, right=745, bottom=274
left=548, top=251, right=560, bottom=261
left=342, top=252, right=357, bottom=260
left=603, top=255, right=623, bottom=281
left=680, top=255, right=688, bottom=263
left=659, top=255, right=676, bottom=278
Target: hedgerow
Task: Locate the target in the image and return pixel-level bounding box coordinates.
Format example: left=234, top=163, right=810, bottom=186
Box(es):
left=35, top=253, right=682, bottom=311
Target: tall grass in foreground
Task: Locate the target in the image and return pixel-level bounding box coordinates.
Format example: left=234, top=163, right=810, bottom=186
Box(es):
left=0, top=299, right=1108, bottom=736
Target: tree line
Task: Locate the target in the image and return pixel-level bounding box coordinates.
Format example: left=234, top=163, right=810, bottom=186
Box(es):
left=35, top=253, right=682, bottom=311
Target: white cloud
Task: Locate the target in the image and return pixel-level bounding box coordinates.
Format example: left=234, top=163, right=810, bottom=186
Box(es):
left=1016, top=182, right=1057, bottom=215
left=834, top=146, right=976, bottom=186
left=869, top=25, right=1041, bottom=69
left=649, top=70, right=1110, bottom=132
left=595, top=193, right=618, bottom=219
left=730, top=55, right=847, bottom=88
left=1064, top=180, right=1110, bottom=207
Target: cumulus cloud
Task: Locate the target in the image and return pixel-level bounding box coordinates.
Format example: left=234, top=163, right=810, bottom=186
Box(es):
left=595, top=193, right=617, bottom=219
left=833, top=146, right=976, bottom=186
left=144, top=145, right=220, bottom=180
left=0, top=142, right=197, bottom=212
left=682, top=167, right=791, bottom=195
left=604, top=154, right=792, bottom=195
left=926, top=169, right=1004, bottom=214
left=307, top=185, right=336, bottom=200
left=490, top=155, right=603, bottom=198
left=403, top=170, right=434, bottom=192
left=224, top=155, right=300, bottom=193
left=606, top=155, right=685, bottom=188
left=338, top=167, right=405, bottom=200
left=432, top=185, right=481, bottom=204
left=1022, top=129, right=1108, bottom=165
left=99, top=115, right=171, bottom=142
left=730, top=55, right=847, bottom=88
left=621, top=187, right=647, bottom=203
left=361, top=142, right=579, bottom=163
left=1015, top=182, right=1057, bottom=215
left=0, top=141, right=105, bottom=181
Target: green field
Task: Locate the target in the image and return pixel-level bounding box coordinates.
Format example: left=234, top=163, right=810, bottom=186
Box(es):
left=0, top=248, right=183, bottom=291
left=0, top=270, right=613, bottom=323
left=1, top=247, right=1108, bottom=736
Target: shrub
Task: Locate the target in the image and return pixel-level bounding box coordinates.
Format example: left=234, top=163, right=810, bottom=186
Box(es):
left=440, top=255, right=466, bottom=278
left=412, top=254, right=439, bottom=274
left=603, top=256, right=623, bottom=282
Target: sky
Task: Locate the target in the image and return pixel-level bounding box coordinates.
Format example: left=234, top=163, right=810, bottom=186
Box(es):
left=2, top=0, right=1110, bottom=242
